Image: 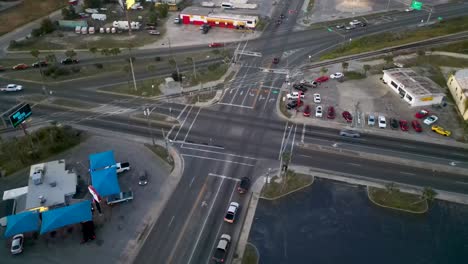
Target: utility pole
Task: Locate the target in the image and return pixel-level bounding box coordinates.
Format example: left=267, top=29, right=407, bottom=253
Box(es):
left=124, top=3, right=138, bottom=92
left=386, top=0, right=391, bottom=11
left=168, top=38, right=180, bottom=80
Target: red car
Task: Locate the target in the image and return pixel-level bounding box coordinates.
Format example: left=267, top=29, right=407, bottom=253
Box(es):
left=327, top=106, right=335, bottom=119
left=412, top=120, right=423, bottom=132
left=342, top=111, right=352, bottom=123
left=12, top=64, right=28, bottom=70
left=315, top=76, right=329, bottom=83
left=303, top=105, right=311, bottom=117
left=208, top=42, right=224, bottom=48
left=272, top=57, right=279, bottom=64
left=415, top=109, right=429, bottom=119
left=399, top=120, right=409, bottom=131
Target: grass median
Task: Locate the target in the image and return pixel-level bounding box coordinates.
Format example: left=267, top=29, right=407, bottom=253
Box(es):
left=242, top=243, right=259, bottom=264
left=261, top=170, right=313, bottom=200
left=145, top=144, right=174, bottom=170
left=99, top=78, right=163, bottom=97
left=368, top=186, right=428, bottom=213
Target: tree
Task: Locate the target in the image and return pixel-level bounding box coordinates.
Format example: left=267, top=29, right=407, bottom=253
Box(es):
left=385, top=182, right=398, bottom=194
left=383, top=55, right=393, bottom=65
left=341, top=61, right=349, bottom=72
left=45, top=54, right=57, bottom=64
left=40, top=18, right=56, bottom=34
left=156, top=3, right=169, bottom=18
left=30, top=49, right=40, bottom=60
left=84, top=0, right=102, bottom=8
left=62, top=6, right=79, bottom=20
left=422, top=187, right=437, bottom=202
left=148, top=11, right=158, bottom=25
left=65, top=49, right=77, bottom=59
left=320, top=67, right=328, bottom=75
left=168, top=58, right=176, bottom=69
left=110, top=48, right=121, bottom=56
left=363, top=64, right=371, bottom=75
left=417, top=49, right=426, bottom=57
left=89, top=47, right=98, bottom=58
left=101, top=48, right=110, bottom=56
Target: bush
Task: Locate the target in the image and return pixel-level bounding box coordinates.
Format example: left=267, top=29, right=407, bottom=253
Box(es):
left=40, top=18, right=56, bottom=34
left=70, top=66, right=81, bottom=73
left=94, top=63, right=104, bottom=69
left=172, top=71, right=182, bottom=81
left=31, top=28, right=43, bottom=37
left=9, top=40, right=18, bottom=48
left=52, top=67, right=71, bottom=78
left=155, top=56, right=161, bottom=61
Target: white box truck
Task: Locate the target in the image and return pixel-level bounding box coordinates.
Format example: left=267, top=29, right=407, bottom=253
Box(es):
left=91, top=14, right=107, bottom=21
left=112, top=21, right=141, bottom=30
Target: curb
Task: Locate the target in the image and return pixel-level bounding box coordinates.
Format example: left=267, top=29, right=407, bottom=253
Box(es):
left=366, top=186, right=428, bottom=214
left=259, top=175, right=314, bottom=200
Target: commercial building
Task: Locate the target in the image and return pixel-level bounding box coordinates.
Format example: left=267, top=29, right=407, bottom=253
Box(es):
left=447, top=69, right=468, bottom=120
left=382, top=68, right=445, bottom=107
left=179, top=6, right=258, bottom=29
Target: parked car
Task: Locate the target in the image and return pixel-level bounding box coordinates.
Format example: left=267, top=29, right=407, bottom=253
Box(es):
left=10, top=234, right=24, bottom=255
left=390, top=118, right=398, bottom=129
left=378, top=116, right=387, bottom=128
left=313, top=93, right=321, bottom=103
left=138, top=171, right=148, bottom=186
left=399, top=120, right=409, bottom=131
left=103, top=162, right=130, bottom=174
left=1, top=84, right=23, bottom=92
left=339, top=129, right=360, bottom=138
left=32, top=61, right=48, bottom=68
left=224, top=202, right=240, bottom=223
left=287, top=100, right=303, bottom=109
left=345, top=25, right=356, bottom=30
left=415, top=109, right=429, bottom=119
left=272, top=57, right=279, bottom=64
left=431, top=125, right=451, bottom=137
left=359, top=22, right=367, bottom=27
left=147, top=30, right=160, bottom=35
left=423, top=115, right=438, bottom=125
left=315, top=105, right=323, bottom=118
left=212, top=234, right=231, bottom=263
left=342, top=111, right=352, bottom=123
left=412, top=120, right=423, bottom=132
left=12, top=64, right=28, bottom=70
left=335, top=24, right=345, bottom=29
left=303, top=105, right=311, bottom=117
left=349, top=19, right=362, bottom=26
left=237, top=177, right=250, bottom=194
left=286, top=91, right=304, bottom=100
left=315, top=76, right=329, bottom=83
left=368, top=114, right=375, bottom=126
left=209, top=42, right=224, bottom=48
left=61, top=58, right=79, bottom=64
left=327, top=106, right=335, bottom=119
left=293, top=83, right=308, bottom=92
left=299, top=80, right=318, bottom=88
left=330, top=72, right=344, bottom=79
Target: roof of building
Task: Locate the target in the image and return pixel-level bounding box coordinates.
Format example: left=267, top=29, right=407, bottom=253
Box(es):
left=40, top=200, right=92, bottom=235
left=25, top=160, right=77, bottom=210
left=89, top=150, right=116, bottom=171
left=5, top=210, right=40, bottom=237
left=181, top=6, right=213, bottom=16
left=180, top=6, right=258, bottom=21
left=383, top=68, right=444, bottom=96
left=453, top=69, right=468, bottom=96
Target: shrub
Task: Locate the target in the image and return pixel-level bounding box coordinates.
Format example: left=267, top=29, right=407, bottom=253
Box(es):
left=172, top=71, right=182, bottom=81
left=70, top=66, right=81, bottom=73
left=94, top=63, right=104, bottom=69
left=155, top=56, right=161, bottom=61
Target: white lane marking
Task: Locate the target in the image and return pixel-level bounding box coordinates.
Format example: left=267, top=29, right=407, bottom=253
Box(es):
left=187, top=177, right=225, bottom=264
left=177, top=141, right=225, bottom=150
left=177, top=105, right=188, bottom=120
left=167, top=124, right=176, bottom=140
left=183, top=107, right=201, bottom=142
left=456, top=181, right=468, bottom=185
left=189, top=176, right=196, bottom=188
left=173, top=105, right=193, bottom=141
left=278, top=122, right=289, bottom=160
left=181, top=154, right=255, bottom=167
left=208, top=173, right=241, bottom=182
left=347, top=163, right=361, bottom=167
left=217, top=102, right=254, bottom=109
left=301, top=124, right=306, bottom=144
left=290, top=124, right=297, bottom=155
left=241, top=87, right=251, bottom=106
left=168, top=215, right=175, bottom=227
left=262, top=88, right=272, bottom=111
left=181, top=145, right=258, bottom=160
left=400, top=171, right=416, bottom=176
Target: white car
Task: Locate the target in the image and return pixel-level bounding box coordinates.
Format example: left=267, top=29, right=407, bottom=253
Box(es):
left=224, top=202, right=239, bottom=223
left=368, top=114, right=375, bottom=126
left=313, top=93, right=321, bottom=103
left=405, top=7, right=414, bottom=12
left=349, top=19, right=361, bottom=26
left=286, top=92, right=305, bottom=100
left=330, top=72, right=344, bottom=79
left=11, top=234, right=24, bottom=255
left=423, top=115, right=438, bottom=125
left=378, top=116, right=387, bottom=128
left=315, top=105, right=323, bottom=118
left=1, top=84, right=23, bottom=92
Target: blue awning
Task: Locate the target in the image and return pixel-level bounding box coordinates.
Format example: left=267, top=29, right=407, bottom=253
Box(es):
left=40, top=201, right=92, bottom=234
left=90, top=167, right=120, bottom=197
left=5, top=211, right=40, bottom=237
left=89, top=150, right=116, bottom=171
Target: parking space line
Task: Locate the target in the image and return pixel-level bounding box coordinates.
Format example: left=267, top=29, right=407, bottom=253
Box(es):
left=181, top=154, right=255, bottom=167
left=208, top=173, right=241, bottom=182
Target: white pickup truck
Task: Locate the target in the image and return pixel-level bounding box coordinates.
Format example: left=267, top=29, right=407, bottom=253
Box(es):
left=104, top=162, right=130, bottom=174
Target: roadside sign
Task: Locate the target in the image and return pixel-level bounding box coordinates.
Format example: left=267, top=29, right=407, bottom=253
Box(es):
left=437, top=16, right=443, bottom=21
left=8, top=104, right=32, bottom=128
left=411, top=0, right=423, bottom=10
left=272, top=90, right=279, bottom=94
left=327, top=27, right=333, bottom=32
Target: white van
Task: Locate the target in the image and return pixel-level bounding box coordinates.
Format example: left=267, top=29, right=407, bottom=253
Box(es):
left=91, top=13, right=107, bottom=21
left=221, top=2, right=234, bottom=9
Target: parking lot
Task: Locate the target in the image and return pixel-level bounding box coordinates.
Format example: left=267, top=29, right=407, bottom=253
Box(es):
left=0, top=134, right=176, bottom=263
left=282, top=63, right=463, bottom=141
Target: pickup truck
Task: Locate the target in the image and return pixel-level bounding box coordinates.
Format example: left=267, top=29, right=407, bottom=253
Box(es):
left=212, top=234, right=231, bottom=263
left=106, top=191, right=134, bottom=205
left=104, top=162, right=130, bottom=174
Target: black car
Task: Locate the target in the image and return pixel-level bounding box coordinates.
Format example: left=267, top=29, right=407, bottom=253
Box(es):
left=390, top=118, right=399, bottom=129
left=359, top=22, right=367, bottom=27
left=287, top=100, right=303, bottom=109
left=32, top=61, right=48, bottom=68
left=138, top=171, right=148, bottom=186
left=293, top=83, right=308, bottom=92
left=276, top=19, right=282, bottom=25
left=61, top=58, right=79, bottom=64
left=237, top=177, right=251, bottom=194
left=279, top=14, right=285, bottom=19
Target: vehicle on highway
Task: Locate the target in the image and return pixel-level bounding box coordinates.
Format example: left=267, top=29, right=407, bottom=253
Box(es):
left=287, top=100, right=303, bottom=109
left=11, top=234, right=24, bottom=255
left=293, top=83, right=308, bottom=92
left=342, top=111, right=352, bottom=123
left=315, top=76, right=329, bottom=83
left=399, top=120, right=409, bottom=131
left=209, top=42, right=224, bottom=48
left=303, top=105, right=311, bottom=117
left=368, top=114, right=375, bottom=126
left=315, top=105, right=323, bottom=118
left=339, top=129, right=360, bottom=138
left=423, top=115, right=438, bottom=125
left=330, top=72, right=344, bottom=79
left=415, top=109, right=429, bottom=119
left=1, top=84, right=23, bottom=92
left=327, top=106, right=335, bottom=119
left=286, top=91, right=304, bottom=100
left=200, top=24, right=211, bottom=30
left=359, top=22, right=367, bottom=27
left=138, top=171, right=148, bottom=186
left=431, top=125, right=451, bottom=137
left=412, top=120, right=423, bottom=132
left=61, top=58, right=79, bottom=64
left=405, top=7, right=415, bottom=12
left=224, top=202, right=239, bottom=223
left=212, top=234, right=231, bottom=263
left=280, top=14, right=285, bottom=19
left=276, top=19, right=282, bottom=26
left=390, top=118, right=398, bottom=129
left=32, top=61, right=48, bottom=68
left=349, top=19, right=362, bottom=26
left=272, top=57, right=279, bottom=64
left=313, top=93, right=321, bottom=103
left=378, top=116, right=387, bottom=128
left=238, top=177, right=250, bottom=194
left=12, top=63, right=28, bottom=70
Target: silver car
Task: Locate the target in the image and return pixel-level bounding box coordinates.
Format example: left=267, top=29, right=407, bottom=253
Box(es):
left=368, top=114, right=375, bottom=126
left=339, top=130, right=360, bottom=138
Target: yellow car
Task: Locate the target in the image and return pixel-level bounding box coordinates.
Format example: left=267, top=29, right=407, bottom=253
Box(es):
left=431, top=125, right=451, bottom=137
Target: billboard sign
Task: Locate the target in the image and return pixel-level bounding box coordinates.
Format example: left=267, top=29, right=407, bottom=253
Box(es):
left=8, top=104, right=32, bottom=128
left=411, top=1, right=423, bottom=10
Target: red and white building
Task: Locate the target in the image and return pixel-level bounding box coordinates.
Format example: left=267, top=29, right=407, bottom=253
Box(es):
left=179, top=7, right=258, bottom=29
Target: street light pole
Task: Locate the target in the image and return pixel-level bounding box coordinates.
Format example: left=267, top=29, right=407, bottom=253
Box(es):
left=426, top=7, right=433, bottom=24
left=124, top=4, right=138, bottom=92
